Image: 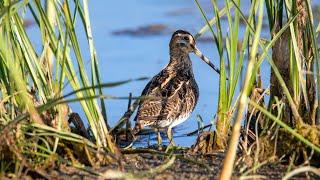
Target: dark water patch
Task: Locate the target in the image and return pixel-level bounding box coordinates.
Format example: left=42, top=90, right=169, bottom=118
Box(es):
left=197, top=36, right=215, bottom=43
left=218, top=14, right=270, bottom=30
left=197, top=36, right=244, bottom=51
left=112, top=24, right=169, bottom=37
left=23, top=19, right=35, bottom=28
left=165, top=8, right=194, bottom=16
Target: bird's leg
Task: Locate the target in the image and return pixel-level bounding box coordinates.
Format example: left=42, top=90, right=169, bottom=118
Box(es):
left=156, top=128, right=162, bottom=147
left=167, top=127, right=175, bottom=146
left=165, top=127, right=177, bottom=153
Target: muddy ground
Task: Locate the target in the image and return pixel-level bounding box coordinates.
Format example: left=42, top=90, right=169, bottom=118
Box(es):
left=9, top=148, right=317, bottom=180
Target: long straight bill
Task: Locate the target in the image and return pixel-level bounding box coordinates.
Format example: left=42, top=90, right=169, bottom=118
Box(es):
left=193, top=46, right=221, bottom=75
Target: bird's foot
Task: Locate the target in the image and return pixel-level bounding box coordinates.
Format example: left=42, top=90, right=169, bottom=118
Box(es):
left=165, top=143, right=183, bottom=153
left=157, top=145, right=164, bottom=151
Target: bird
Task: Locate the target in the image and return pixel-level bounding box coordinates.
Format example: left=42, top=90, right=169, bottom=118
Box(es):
left=132, top=30, right=219, bottom=147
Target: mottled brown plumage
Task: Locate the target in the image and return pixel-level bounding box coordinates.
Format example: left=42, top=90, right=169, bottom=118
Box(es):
left=133, top=30, right=218, bottom=145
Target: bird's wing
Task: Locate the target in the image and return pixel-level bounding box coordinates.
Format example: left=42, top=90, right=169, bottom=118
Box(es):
left=135, top=72, right=189, bottom=126
left=140, top=70, right=174, bottom=97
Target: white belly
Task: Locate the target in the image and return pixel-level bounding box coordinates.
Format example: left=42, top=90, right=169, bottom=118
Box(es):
left=169, top=113, right=191, bottom=128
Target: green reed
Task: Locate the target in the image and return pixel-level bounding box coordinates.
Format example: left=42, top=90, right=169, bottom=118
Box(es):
left=194, top=0, right=320, bottom=178
left=0, top=0, right=120, bottom=173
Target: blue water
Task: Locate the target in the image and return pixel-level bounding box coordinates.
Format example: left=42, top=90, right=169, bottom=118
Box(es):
left=25, top=0, right=319, bottom=147
left=93, top=0, right=223, bottom=146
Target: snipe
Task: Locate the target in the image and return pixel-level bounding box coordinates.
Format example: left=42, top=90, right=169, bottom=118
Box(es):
left=133, top=30, right=218, bottom=147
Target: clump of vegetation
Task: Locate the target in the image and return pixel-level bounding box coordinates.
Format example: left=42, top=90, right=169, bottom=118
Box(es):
left=0, top=0, right=120, bottom=177
left=194, top=0, right=320, bottom=179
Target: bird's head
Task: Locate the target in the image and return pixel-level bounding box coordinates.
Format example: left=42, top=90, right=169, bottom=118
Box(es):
left=170, top=30, right=195, bottom=53
left=169, top=30, right=220, bottom=73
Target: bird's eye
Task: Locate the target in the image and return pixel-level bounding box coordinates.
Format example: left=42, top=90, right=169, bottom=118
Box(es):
left=183, top=36, right=189, bottom=41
